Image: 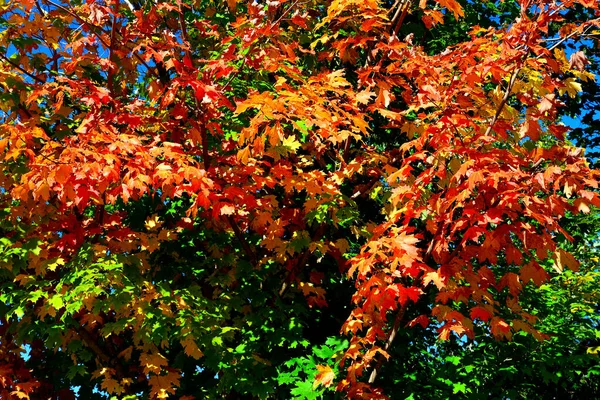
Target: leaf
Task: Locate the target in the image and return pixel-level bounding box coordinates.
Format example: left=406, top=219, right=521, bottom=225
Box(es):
left=423, top=271, right=446, bottom=289
left=436, top=0, right=465, bottom=19
left=140, top=352, right=168, bottom=375
left=281, top=136, right=302, bottom=153
left=149, top=372, right=181, bottom=399
left=553, top=248, right=580, bottom=273
left=226, top=0, right=238, bottom=12
left=181, top=337, right=204, bottom=360
left=538, top=94, right=556, bottom=113
left=313, top=365, right=335, bottom=389
left=559, top=78, right=582, bottom=98
left=452, top=382, right=467, bottom=394
left=470, top=306, right=493, bottom=322
left=220, top=204, right=235, bottom=215
left=569, top=51, right=589, bottom=71
left=587, top=346, right=600, bottom=355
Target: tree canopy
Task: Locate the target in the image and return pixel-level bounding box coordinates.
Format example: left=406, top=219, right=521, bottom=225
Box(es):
left=0, top=0, right=599, bottom=399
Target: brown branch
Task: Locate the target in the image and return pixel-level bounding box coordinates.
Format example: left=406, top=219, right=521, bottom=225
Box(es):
left=342, top=136, right=351, bottom=164
left=483, top=64, right=521, bottom=138
left=485, top=18, right=599, bottom=137
left=108, top=2, right=118, bottom=96
left=278, top=223, right=327, bottom=297
left=0, top=53, right=46, bottom=84
left=368, top=304, right=407, bottom=384
left=270, top=0, right=301, bottom=29
left=35, top=0, right=47, bottom=16
left=75, top=326, right=110, bottom=363
left=200, top=122, right=210, bottom=170
left=364, top=0, right=410, bottom=67
left=178, top=3, right=193, bottom=65
left=545, top=22, right=599, bottom=53
left=391, top=0, right=410, bottom=37
left=74, top=325, right=130, bottom=391
left=222, top=56, right=246, bottom=92
left=227, top=215, right=258, bottom=266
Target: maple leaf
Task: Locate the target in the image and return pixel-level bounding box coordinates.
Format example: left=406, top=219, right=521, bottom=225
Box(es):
left=149, top=372, right=181, bottom=399
left=553, top=248, right=579, bottom=273
left=559, top=78, right=582, bottom=98
left=519, top=261, right=548, bottom=286
left=140, top=352, right=168, bottom=375
left=279, top=136, right=302, bottom=153
left=538, top=94, right=556, bottom=113
left=423, top=271, right=446, bottom=289
left=181, top=337, right=204, bottom=360
left=436, top=0, right=465, bottom=19
left=470, top=306, right=493, bottom=322
left=220, top=204, right=236, bottom=216
left=313, top=365, right=335, bottom=389
left=569, top=51, right=589, bottom=71
left=490, top=317, right=512, bottom=340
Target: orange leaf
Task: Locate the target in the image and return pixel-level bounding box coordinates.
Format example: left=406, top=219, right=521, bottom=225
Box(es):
left=181, top=337, right=204, bottom=360
left=226, top=0, right=237, bottom=12
left=436, top=0, right=464, bottom=19
left=149, top=372, right=181, bottom=399
left=553, top=248, right=579, bottom=273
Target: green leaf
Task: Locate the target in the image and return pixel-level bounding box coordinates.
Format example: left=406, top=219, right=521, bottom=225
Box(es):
left=452, top=382, right=467, bottom=394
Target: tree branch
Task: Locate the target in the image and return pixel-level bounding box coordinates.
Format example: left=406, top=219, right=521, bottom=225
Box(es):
left=368, top=304, right=406, bottom=384
left=278, top=223, right=326, bottom=297
left=0, top=53, right=46, bottom=84
left=227, top=215, right=258, bottom=266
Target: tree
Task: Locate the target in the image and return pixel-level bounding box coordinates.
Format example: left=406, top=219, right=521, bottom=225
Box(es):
left=0, top=0, right=599, bottom=398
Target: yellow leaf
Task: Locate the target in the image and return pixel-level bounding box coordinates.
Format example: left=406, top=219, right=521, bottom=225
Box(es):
left=10, top=391, right=30, bottom=400
left=313, top=365, right=335, bottom=389
left=145, top=215, right=162, bottom=230
left=326, top=70, right=349, bottom=88
left=558, top=78, right=582, bottom=98
left=587, top=346, right=600, bottom=355
left=356, top=90, right=375, bottom=104
left=101, top=377, right=123, bottom=395
left=281, top=135, right=301, bottom=153
left=47, top=257, right=65, bottom=272
left=237, top=145, right=251, bottom=164
left=423, top=271, right=445, bottom=289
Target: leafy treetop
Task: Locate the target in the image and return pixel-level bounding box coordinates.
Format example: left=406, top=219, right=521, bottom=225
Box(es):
left=0, top=0, right=599, bottom=398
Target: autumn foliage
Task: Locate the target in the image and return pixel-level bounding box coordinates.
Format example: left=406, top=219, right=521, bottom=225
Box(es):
left=0, top=0, right=599, bottom=398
